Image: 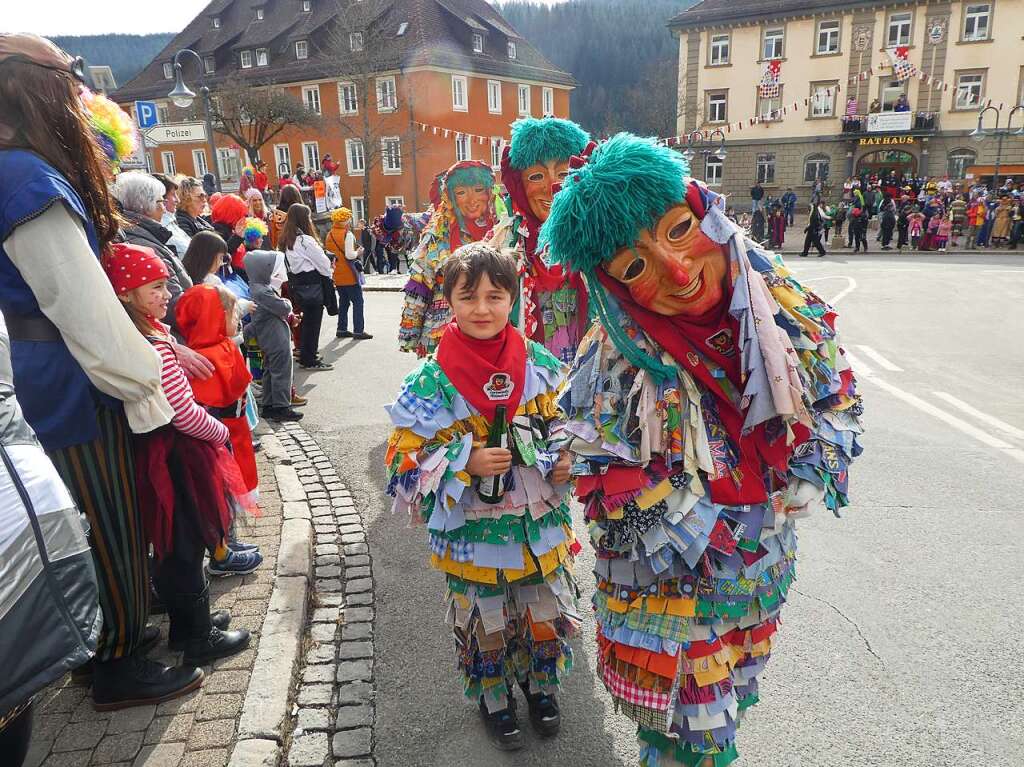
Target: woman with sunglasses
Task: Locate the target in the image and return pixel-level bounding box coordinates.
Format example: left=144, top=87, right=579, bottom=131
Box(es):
left=0, top=34, right=205, bottom=713
left=176, top=176, right=216, bottom=237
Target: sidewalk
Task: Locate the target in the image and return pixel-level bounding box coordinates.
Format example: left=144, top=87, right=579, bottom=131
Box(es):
left=26, top=447, right=289, bottom=767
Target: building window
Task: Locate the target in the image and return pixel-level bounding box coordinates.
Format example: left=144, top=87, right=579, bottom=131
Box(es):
left=706, top=91, right=727, bottom=123
left=455, top=133, right=471, bottom=162
left=302, top=141, right=320, bottom=171
left=339, top=82, right=358, bottom=114
left=295, top=41, right=308, bottom=60
left=302, top=0, right=312, bottom=11
left=472, top=33, right=484, bottom=53
left=490, top=137, right=503, bottom=169
left=803, top=154, right=830, bottom=182
left=217, top=147, right=241, bottom=181
left=161, top=151, right=176, bottom=175
left=255, top=8, right=264, bottom=21
left=508, top=41, right=517, bottom=59
left=302, top=85, right=321, bottom=114
left=274, top=143, right=291, bottom=175
left=542, top=87, right=554, bottom=116
left=887, top=12, right=912, bottom=47
left=705, top=155, right=723, bottom=186
left=947, top=148, right=976, bottom=178
left=163, top=62, right=173, bottom=79
left=376, top=76, right=397, bottom=112
left=397, top=22, right=409, bottom=37
left=810, top=82, right=836, bottom=117
left=255, top=48, right=269, bottom=67
left=518, top=84, right=531, bottom=116
left=385, top=196, right=405, bottom=208
left=241, top=50, right=252, bottom=69
left=756, top=87, right=783, bottom=120
left=201, top=56, right=215, bottom=74
left=192, top=149, right=208, bottom=177
left=350, top=32, right=364, bottom=52
left=213, top=15, right=221, bottom=28
left=157, top=105, right=169, bottom=124
left=955, top=71, right=985, bottom=109
left=880, top=79, right=906, bottom=112
left=816, top=20, right=840, bottom=54
left=962, top=4, right=991, bottom=41
left=351, top=196, right=366, bottom=223
left=709, top=33, right=730, bottom=65
left=346, top=139, right=365, bottom=175
left=756, top=153, right=776, bottom=184
left=381, top=137, right=401, bottom=174
left=487, top=80, right=502, bottom=113
left=762, top=28, right=784, bottom=60
left=452, top=75, right=468, bottom=111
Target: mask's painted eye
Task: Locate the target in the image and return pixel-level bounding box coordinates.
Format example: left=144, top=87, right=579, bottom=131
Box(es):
left=668, top=217, right=692, bottom=241
left=622, top=257, right=646, bottom=281
left=527, top=172, right=545, bottom=183
left=556, top=170, right=570, bottom=180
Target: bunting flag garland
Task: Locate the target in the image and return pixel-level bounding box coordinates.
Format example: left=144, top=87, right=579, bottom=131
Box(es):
left=413, top=120, right=509, bottom=146
left=758, top=59, right=782, bottom=99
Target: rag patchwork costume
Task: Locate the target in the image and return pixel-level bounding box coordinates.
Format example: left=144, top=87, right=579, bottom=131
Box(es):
left=488, top=118, right=592, bottom=365
left=542, top=135, right=864, bottom=766
left=386, top=319, right=581, bottom=714
left=399, top=161, right=497, bottom=357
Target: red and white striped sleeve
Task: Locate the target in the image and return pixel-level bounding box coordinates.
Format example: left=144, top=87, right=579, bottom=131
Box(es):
left=152, top=340, right=230, bottom=444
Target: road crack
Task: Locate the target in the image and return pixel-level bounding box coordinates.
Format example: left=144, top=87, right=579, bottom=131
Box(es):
left=791, top=587, right=885, bottom=666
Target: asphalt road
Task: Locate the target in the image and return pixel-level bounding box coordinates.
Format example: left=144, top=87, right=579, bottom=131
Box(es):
left=296, top=251, right=1024, bottom=767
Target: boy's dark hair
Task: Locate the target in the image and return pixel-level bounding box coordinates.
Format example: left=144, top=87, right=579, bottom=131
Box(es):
left=442, top=243, right=518, bottom=303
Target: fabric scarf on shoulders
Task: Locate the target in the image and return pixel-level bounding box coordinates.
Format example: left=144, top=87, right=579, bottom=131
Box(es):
left=435, top=322, right=527, bottom=424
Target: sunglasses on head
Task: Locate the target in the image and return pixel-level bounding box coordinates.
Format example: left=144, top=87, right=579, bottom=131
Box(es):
left=0, top=53, right=86, bottom=83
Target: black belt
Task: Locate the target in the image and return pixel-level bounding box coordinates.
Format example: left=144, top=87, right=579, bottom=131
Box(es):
left=2, top=313, right=61, bottom=342
left=206, top=399, right=246, bottom=419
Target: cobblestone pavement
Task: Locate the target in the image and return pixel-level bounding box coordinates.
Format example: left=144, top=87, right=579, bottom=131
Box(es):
left=270, top=423, right=376, bottom=767
left=25, top=451, right=285, bottom=767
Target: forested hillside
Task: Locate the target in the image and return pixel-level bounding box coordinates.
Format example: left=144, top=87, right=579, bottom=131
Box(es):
left=53, top=34, right=174, bottom=86
left=500, top=0, right=694, bottom=137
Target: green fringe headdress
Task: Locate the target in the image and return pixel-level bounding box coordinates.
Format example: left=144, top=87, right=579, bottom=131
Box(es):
left=508, top=117, right=591, bottom=171
left=538, top=132, right=692, bottom=381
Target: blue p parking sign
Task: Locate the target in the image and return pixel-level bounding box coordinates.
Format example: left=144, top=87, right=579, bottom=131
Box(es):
left=135, top=101, right=159, bottom=130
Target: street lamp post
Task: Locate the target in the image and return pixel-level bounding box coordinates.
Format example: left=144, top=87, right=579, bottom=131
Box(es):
left=970, top=104, right=1024, bottom=189
left=681, top=128, right=727, bottom=183
left=167, top=48, right=222, bottom=192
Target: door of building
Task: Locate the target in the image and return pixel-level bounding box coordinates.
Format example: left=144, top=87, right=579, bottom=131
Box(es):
left=856, top=149, right=917, bottom=178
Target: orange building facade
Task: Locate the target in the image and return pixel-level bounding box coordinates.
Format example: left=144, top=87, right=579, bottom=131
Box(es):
left=129, top=67, right=570, bottom=219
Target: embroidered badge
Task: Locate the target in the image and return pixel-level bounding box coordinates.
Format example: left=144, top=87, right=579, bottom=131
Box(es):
left=686, top=352, right=700, bottom=367
left=705, top=328, right=735, bottom=356
left=483, top=372, right=514, bottom=401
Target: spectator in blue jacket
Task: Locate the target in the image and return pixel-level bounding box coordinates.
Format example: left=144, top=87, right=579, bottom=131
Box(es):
left=781, top=188, right=797, bottom=226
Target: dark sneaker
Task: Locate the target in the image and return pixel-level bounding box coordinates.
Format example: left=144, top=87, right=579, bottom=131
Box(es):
left=351, top=332, right=374, bottom=340
left=479, top=697, right=524, bottom=751
left=227, top=540, right=260, bottom=553
left=299, top=360, right=333, bottom=371
left=207, top=549, right=263, bottom=577
left=336, top=330, right=352, bottom=338
left=263, top=406, right=304, bottom=422
left=523, top=689, right=561, bottom=736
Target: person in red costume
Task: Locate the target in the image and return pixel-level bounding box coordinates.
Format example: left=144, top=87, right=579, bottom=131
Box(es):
left=544, top=134, right=864, bottom=767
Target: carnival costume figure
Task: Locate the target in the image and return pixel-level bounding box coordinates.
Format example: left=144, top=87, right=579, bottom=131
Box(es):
left=488, top=117, right=592, bottom=365
left=386, top=243, right=580, bottom=749
left=398, top=161, right=497, bottom=357
left=542, top=134, right=864, bottom=766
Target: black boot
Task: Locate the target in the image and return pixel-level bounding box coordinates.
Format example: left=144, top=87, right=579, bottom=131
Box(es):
left=479, top=695, right=524, bottom=751
left=168, top=610, right=231, bottom=652
left=169, top=588, right=250, bottom=666
left=74, top=624, right=163, bottom=681
left=520, top=680, right=561, bottom=736
left=92, top=655, right=203, bottom=711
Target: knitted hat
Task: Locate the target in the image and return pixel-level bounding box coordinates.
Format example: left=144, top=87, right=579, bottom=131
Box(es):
left=103, top=243, right=169, bottom=294
left=211, top=194, right=249, bottom=226
left=507, top=117, right=591, bottom=171
left=331, top=207, right=352, bottom=225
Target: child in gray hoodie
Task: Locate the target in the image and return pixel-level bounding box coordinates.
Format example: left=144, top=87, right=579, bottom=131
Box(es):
left=243, top=251, right=303, bottom=421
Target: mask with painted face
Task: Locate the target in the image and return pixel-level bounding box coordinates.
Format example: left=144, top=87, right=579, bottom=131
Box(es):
left=602, top=203, right=729, bottom=318
left=452, top=183, right=490, bottom=223
left=522, top=159, right=570, bottom=223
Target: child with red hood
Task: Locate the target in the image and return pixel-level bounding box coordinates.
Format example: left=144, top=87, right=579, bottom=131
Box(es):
left=176, top=283, right=263, bottom=577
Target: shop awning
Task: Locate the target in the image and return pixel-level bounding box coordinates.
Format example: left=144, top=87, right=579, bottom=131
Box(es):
left=965, top=164, right=1024, bottom=178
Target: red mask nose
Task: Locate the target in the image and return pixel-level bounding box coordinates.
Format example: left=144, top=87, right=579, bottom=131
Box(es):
left=667, top=259, right=691, bottom=287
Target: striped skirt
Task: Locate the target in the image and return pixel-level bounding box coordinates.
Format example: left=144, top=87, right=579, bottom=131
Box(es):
left=47, top=405, right=148, bottom=662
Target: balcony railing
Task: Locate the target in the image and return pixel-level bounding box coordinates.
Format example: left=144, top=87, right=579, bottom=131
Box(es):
left=841, top=112, right=938, bottom=134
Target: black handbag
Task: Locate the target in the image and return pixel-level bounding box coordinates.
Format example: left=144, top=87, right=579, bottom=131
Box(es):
left=321, top=275, right=339, bottom=316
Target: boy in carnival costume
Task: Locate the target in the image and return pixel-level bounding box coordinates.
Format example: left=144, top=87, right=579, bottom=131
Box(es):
left=399, top=161, right=497, bottom=357
left=386, top=243, right=580, bottom=750
left=542, top=134, right=864, bottom=767
left=487, top=117, right=592, bottom=364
